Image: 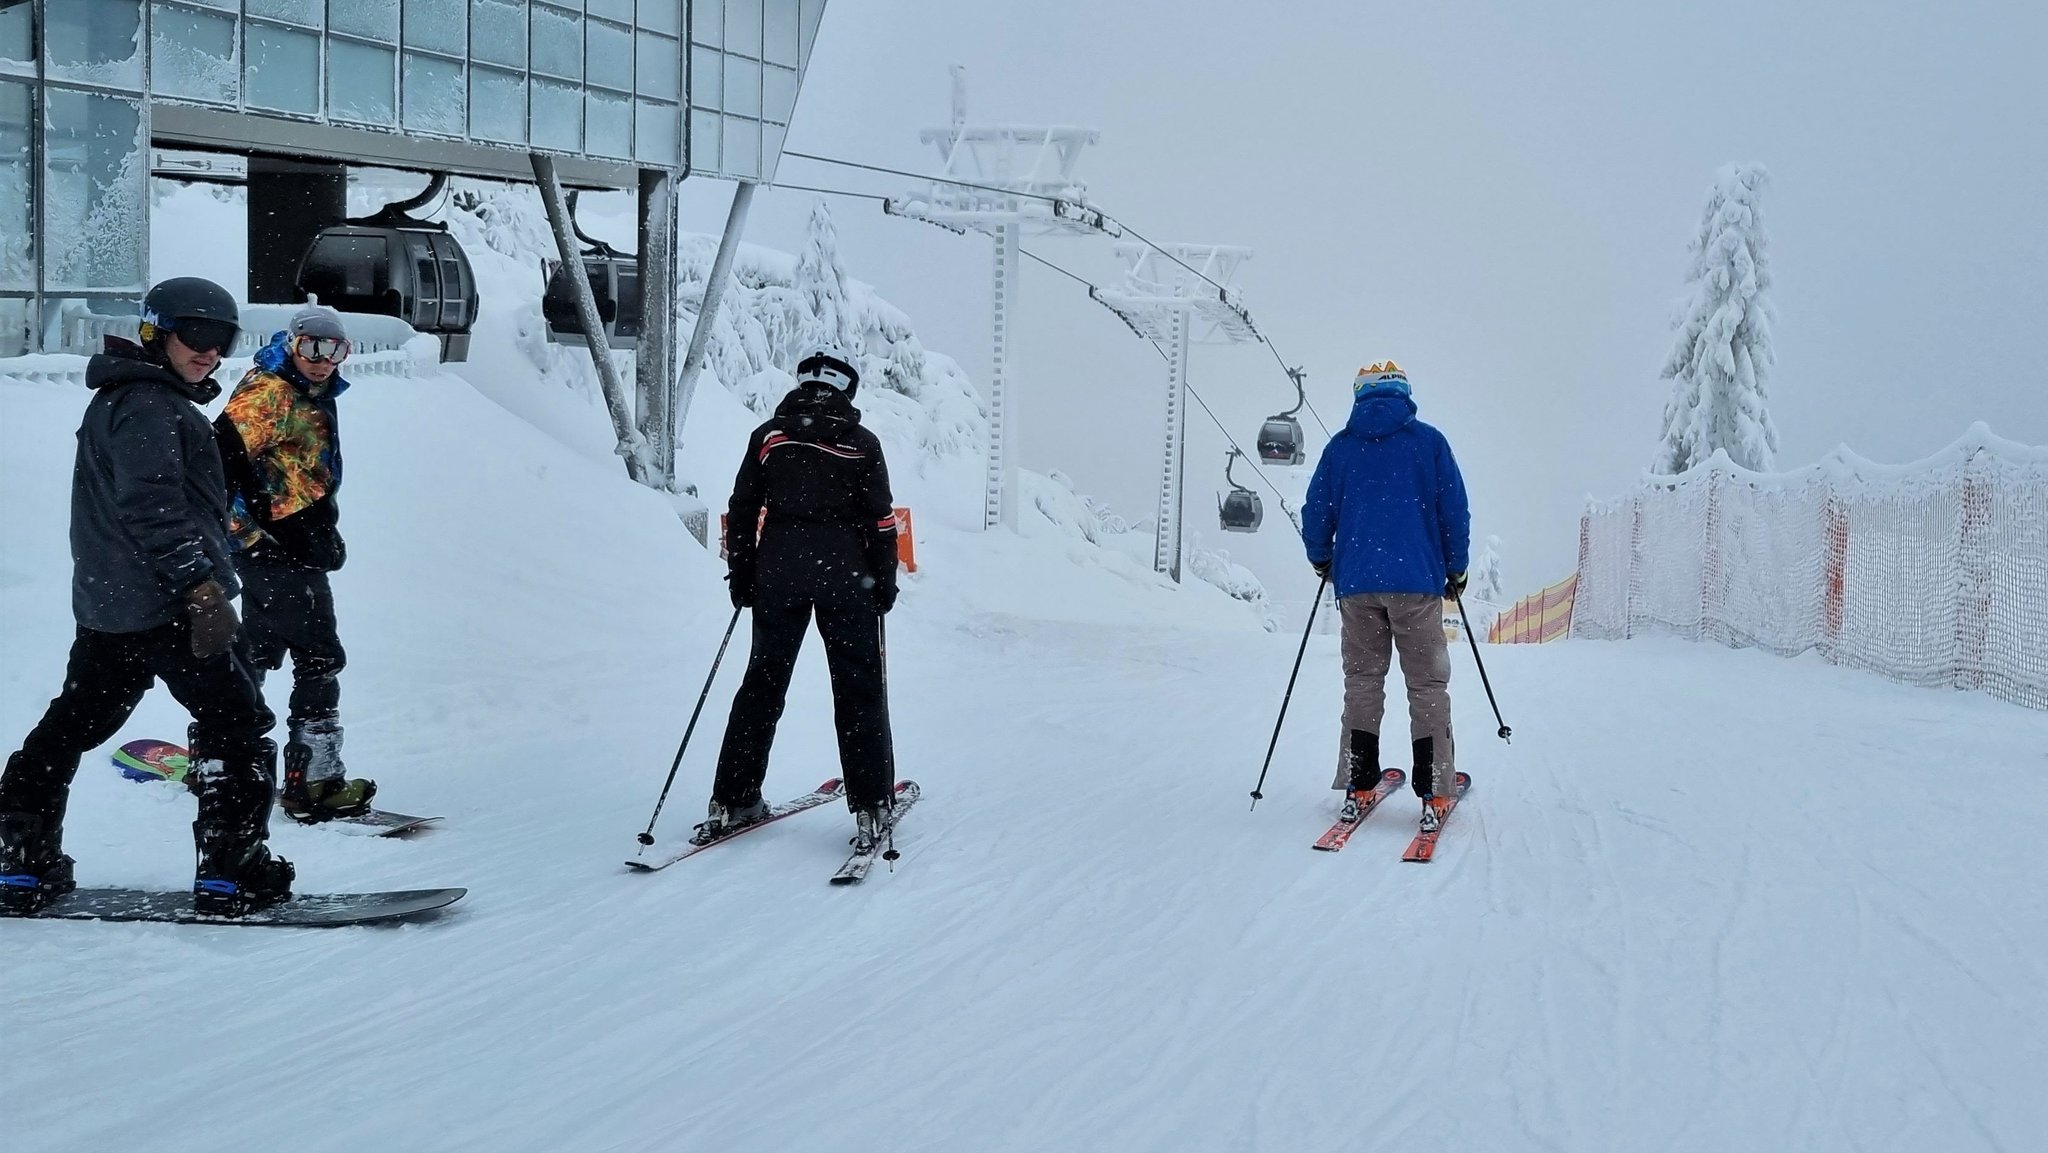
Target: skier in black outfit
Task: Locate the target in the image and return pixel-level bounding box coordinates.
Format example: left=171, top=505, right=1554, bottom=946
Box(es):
left=698, top=346, right=901, bottom=852
left=0, top=278, right=294, bottom=917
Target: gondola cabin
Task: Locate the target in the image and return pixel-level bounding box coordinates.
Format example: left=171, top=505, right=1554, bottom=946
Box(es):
left=1219, top=488, right=1264, bottom=532
left=295, top=223, right=479, bottom=361
left=1258, top=414, right=1306, bottom=466
left=543, top=254, right=643, bottom=349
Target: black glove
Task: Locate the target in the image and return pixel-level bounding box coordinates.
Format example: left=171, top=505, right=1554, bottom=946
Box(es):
left=185, top=579, right=240, bottom=658
left=1445, top=571, right=1468, bottom=600
left=873, top=572, right=898, bottom=615
left=1310, top=559, right=1331, bottom=581
left=726, top=567, right=754, bottom=610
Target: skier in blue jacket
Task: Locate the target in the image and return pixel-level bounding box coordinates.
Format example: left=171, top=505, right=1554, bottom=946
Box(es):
left=1300, top=361, right=1471, bottom=830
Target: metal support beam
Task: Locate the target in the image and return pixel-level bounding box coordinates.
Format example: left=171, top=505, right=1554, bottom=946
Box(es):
left=532, top=152, right=646, bottom=485
left=675, top=180, right=756, bottom=462
left=988, top=222, right=1021, bottom=531
left=1154, top=309, right=1191, bottom=581
left=636, top=168, right=679, bottom=489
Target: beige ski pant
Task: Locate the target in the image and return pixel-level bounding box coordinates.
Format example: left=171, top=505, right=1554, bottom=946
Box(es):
left=1330, top=592, right=1455, bottom=793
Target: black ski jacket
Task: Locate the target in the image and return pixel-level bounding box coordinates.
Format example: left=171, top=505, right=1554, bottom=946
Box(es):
left=71, top=338, right=238, bottom=632
left=727, top=386, right=897, bottom=605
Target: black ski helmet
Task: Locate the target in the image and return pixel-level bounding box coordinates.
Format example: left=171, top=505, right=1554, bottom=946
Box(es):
left=138, top=277, right=240, bottom=349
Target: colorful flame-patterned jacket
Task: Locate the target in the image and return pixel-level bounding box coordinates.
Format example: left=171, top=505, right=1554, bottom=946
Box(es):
left=213, top=332, right=350, bottom=569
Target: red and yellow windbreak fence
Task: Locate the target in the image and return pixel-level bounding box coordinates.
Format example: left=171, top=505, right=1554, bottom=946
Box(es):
left=1488, top=573, right=1578, bottom=644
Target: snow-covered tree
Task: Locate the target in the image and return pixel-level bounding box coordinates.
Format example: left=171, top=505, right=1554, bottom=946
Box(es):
left=1654, top=163, right=1778, bottom=474
left=794, top=198, right=861, bottom=359
left=1473, top=535, right=1505, bottom=603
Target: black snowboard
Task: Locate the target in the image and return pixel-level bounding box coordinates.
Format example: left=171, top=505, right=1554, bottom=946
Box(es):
left=19, top=886, right=467, bottom=927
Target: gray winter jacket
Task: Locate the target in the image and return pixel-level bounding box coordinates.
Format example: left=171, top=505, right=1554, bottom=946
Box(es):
left=71, top=339, right=239, bottom=633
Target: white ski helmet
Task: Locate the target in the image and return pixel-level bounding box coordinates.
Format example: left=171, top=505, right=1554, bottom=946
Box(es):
left=795, top=345, right=859, bottom=394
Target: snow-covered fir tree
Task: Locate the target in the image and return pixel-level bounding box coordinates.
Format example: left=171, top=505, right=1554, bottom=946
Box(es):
left=794, top=198, right=861, bottom=359
left=1654, top=163, right=1778, bottom=474
left=1474, top=535, right=1505, bottom=603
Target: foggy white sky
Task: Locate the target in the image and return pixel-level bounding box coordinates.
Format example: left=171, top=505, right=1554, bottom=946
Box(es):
left=678, top=0, right=2047, bottom=602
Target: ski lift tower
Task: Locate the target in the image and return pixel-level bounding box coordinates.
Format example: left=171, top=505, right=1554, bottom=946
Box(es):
left=886, top=68, right=1114, bottom=530
left=1090, top=243, right=1260, bottom=582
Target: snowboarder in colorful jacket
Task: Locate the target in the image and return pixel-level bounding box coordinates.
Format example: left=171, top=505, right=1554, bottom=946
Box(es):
left=0, top=278, right=294, bottom=916
left=214, top=299, right=376, bottom=823
left=699, top=346, right=901, bottom=853
left=1300, top=360, right=1472, bottom=830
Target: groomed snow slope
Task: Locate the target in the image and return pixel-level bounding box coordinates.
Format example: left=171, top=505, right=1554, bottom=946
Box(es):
left=4, top=358, right=2046, bottom=1153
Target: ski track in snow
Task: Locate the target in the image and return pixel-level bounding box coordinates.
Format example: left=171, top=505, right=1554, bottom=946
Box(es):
left=8, top=366, right=2048, bottom=1152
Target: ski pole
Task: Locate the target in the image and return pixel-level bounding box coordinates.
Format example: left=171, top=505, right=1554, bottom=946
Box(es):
left=636, top=605, right=744, bottom=846
left=1454, top=596, right=1512, bottom=741
left=1250, top=572, right=1329, bottom=810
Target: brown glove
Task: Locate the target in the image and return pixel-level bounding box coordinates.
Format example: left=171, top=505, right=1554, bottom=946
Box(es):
left=185, top=579, right=240, bottom=658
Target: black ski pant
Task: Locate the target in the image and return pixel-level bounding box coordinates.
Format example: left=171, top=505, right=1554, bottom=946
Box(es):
left=0, top=621, right=277, bottom=832
left=713, top=595, right=895, bottom=811
left=235, top=551, right=344, bottom=731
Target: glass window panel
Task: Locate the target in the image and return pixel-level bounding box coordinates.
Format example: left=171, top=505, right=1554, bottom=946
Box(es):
left=47, top=0, right=147, bottom=90
left=724, top=0, right=762, bottom=58
left=403, top=0, right=467, bottom=56
left=531, top=79, right=582, bottom=151
left=245, top=21, right=322, bottom=115
left=151, top=3, right=240, bottom=105
left=247, top=0, right=322, bottom=26
left=722, top=114, right=758, bottom=179
left=799, top=0, right=824, bottom=64
left=332, top=0, right=399, bottom=43
left=587, top=0, right=634, bottom=22
left=1, top=81, right=33, bottom=290
left=43, top=88, right=147, bottom=293
left=0, top=297, right=30, bottom=358
left=402, top=51, right=467, bottom=136
left=176, top=0, right=236, bottom=8
left=586, top=89, right=633, bottom=158
left=530, top=4, right=583, bottom=80
left=722, top=54, right=759, bottom=117
left=689, top=107, right=719, bottom=172
left=635, top=99, right=677, bottom=165
left=760, top=119, right=785, bottom=182
left=470, top=0, right=526, bottom=69
left=0, top=4, right=34, bottom=75
left=763, top=63, right=796, bottom=123
left=586, top=20, right=633, bottom=91
left=691, top=0, right=722, bottom=48
left=763, top=0, right=798, bottom=67
left=637, top=0, right=682, bottom=37
left=690, top=47, right=720, bottom=111
left=469, top=66, right=527, bottom=143
left=636, top=33, right=679, bottom=100
left=329, top=39, right=397, bottom=125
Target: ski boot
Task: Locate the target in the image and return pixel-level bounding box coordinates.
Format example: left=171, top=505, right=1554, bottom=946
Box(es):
left=1340, top=730, right=1381, bottom=821
left=1419, top=795, right=1453, bottom=834
left=851, top=802, right=896, bottom=858
left=280, top=721, right=376, bottom=824
left=0, top=811, right=77, bottom=916
left=690, top=794, right=771, bottom=845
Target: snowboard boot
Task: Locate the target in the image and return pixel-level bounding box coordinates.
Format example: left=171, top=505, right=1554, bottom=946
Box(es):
left=0, top=811, right=77, bottom=916
left=690, top=793, right=771, bottom=845
left=1340, top=730, right=1382, bottom=820
left=192, top=819, right=295, bottom=916
left=280, top=722, right=376, bottom=824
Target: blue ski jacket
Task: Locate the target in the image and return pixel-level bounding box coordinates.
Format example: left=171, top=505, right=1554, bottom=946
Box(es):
left=1300, top=391, right=1470, bottom=598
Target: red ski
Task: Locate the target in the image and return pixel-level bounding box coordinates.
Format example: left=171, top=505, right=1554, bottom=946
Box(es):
left=1311, top=768, right=1406, bottom=851
left=626, top=779, right=844, bottom=871
left=1401, top=772, right=1472, bottom=863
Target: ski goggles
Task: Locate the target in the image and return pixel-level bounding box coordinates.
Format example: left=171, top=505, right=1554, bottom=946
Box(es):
left=290, top=333, right=351, bottom=364
left=166, top=318, right=239, bottom=355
